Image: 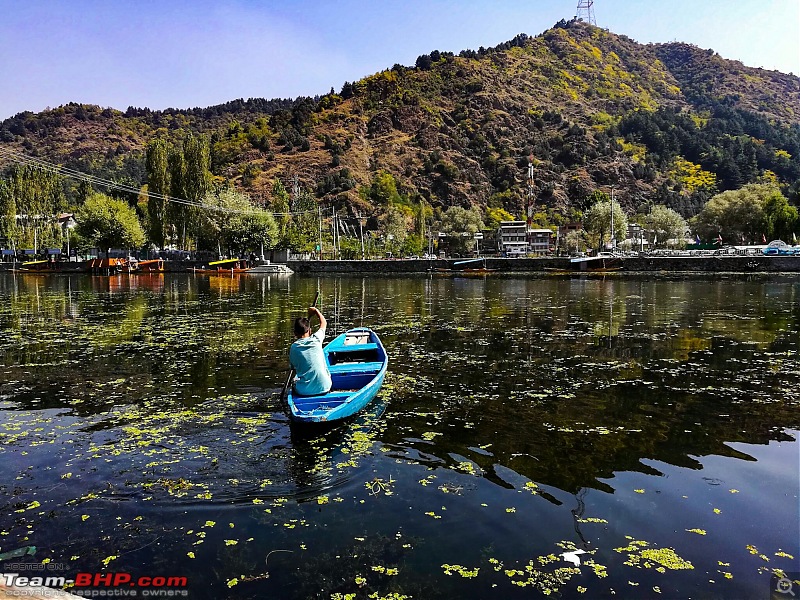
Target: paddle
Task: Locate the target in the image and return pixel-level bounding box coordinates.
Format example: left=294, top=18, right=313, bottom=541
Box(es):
left=280, top=291, right=320, bottom=404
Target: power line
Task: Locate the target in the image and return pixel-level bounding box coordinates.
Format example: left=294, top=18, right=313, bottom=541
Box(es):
left=0, top=146, right=318, bottom=217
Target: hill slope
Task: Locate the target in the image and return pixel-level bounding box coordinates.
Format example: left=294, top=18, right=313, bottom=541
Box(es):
left=1, top=19, right=798, bottom=219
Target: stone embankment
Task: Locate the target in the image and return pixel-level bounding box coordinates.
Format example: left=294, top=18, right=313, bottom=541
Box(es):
left=287, top=256, right=800, bottom=273
left=1, top=256, right=798, bottom=274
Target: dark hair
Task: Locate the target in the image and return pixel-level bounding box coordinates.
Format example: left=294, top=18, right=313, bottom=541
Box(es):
left=294, top=317, right=311, bottom=338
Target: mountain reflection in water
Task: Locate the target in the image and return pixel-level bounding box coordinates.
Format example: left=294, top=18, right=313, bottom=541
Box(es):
left=0, top=273, right=797, bottom=599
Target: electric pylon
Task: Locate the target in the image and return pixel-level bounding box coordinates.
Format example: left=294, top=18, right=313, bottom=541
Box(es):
left=576, top=0, right=596, bottom=26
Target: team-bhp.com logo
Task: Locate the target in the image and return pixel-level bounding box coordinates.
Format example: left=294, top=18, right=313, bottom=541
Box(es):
left=2, top=572, right=188, bottom=597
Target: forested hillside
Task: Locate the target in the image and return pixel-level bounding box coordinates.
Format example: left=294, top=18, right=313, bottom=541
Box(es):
left=1, top=19, right=798, bottom=231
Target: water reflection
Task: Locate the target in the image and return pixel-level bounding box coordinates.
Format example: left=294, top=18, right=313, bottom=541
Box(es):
left=0, top=272, right=797, bottom=599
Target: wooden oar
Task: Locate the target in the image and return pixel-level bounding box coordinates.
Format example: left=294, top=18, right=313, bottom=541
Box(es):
left=280, top=291, right=320, bottom=403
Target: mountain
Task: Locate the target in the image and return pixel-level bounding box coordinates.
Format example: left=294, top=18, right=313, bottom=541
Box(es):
left=1, top=19, right=799, bottom=219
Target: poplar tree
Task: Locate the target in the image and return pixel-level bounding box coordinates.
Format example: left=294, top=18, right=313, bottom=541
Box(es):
left=171, top=134, right=212, bottom=250
left=145, top=139, right=170, bottom=249
left=0, top=180, right=17, bottom=248
left=167, top=146, right=186, bottom=248
left=2, top=165, right=64, bottom=250
left=271, top=179, right=291, bottom=247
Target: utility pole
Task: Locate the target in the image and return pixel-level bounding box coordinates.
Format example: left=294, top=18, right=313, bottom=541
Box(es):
left=527, top=156, right=534, bottom=255
left=330, top=208, right=335, bottom=260
left=318, top=205, right=323, bottom=260
left=610, top=185, right=615, bottom=252
left=331, top=207, right=339, bottom=260
left=337, top=211, right=342, bottom=258
left=358, top=212, right=365, bottom=260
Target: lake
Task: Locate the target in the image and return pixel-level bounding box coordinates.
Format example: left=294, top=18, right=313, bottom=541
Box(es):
left=0, top=272, right=798, bottom=599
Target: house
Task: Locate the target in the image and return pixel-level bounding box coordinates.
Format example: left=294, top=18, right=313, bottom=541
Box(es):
left=498, top=221, right=528, bottom=256
left=477, top=229, right=497, bottom=255
left=527, top=228, right=553, bottom=254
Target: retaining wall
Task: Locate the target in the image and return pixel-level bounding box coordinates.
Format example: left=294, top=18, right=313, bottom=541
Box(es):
left=287, top=256, right=800, bottom=274
left=2, top=256, right=799, bottom=274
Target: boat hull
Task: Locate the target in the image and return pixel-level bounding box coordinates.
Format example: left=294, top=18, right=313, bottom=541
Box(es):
left=247, top=264, right=293, bottom=274
left=192, top=268, right=252, bottom=275
left=287, top=328, right=387, bottom=423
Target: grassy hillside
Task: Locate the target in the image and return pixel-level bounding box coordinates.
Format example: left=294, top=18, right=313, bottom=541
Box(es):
left=1, top=19, right=798, bottom=219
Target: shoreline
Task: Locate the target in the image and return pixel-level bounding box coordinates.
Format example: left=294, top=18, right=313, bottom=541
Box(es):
left=1, top=255, right=799, bottom=274
left=287, top=256, right=800, bottom=274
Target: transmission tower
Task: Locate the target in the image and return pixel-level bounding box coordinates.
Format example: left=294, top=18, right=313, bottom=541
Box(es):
left=575, top=0, right=596, bottom=26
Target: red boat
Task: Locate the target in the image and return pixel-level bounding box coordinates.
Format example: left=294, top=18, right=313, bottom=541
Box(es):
left=137, top=259, right=165, bottom=273
left=191, top=258, right=251, bottom=275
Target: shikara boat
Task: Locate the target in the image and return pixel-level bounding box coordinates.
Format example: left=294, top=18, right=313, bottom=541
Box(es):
left=192, top=258, right=251, bottom=274
left=287, top=328, right=388, bottom=423
left=432, top=257, right=496, bottom=275
left=137, top=259, right=165, bottom=273
left=86, top=257, right=130, bottom=275
left=14, top=259, right=52, bottom=273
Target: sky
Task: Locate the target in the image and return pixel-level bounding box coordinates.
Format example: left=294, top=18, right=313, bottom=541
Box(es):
left=1, top=0, right=798, bottom=120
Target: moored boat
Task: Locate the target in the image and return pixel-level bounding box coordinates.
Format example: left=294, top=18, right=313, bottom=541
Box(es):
left=431, top=257, right=496, bottom=274
left=247, top=262, right=293, bottom=274
left=14, top=259, right=53, bottom=273
left=86, top=257, right=130, bottom=275
left=192, top=258, right=251, bottom=274
left=137, top=259, right=165, bottom=273
left=287, top=328, right=388, bottom=423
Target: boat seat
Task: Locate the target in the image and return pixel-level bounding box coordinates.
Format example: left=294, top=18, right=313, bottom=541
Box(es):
left=332, top=343, right=378, bottom=353
left=328, top=361, right=384, bottom=374
left=291, top=391, right=353, bottom=410
left=344, top=333, right=371, bottom=345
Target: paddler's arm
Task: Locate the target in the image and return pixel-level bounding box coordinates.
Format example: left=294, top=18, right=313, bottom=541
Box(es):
left=308, top=306, right=327, bottom=332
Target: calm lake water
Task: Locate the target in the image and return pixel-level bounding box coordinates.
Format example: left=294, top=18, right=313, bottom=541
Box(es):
left=0, top=272, right=798, bottom=599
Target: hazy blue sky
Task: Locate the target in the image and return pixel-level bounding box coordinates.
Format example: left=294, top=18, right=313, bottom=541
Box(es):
left=1, top=0, right=798, bottom=120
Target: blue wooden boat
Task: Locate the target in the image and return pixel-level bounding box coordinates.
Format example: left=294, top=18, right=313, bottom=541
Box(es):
left=287, top=327, right=388, bottom=423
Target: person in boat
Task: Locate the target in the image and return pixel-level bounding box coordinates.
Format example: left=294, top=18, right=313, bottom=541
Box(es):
left=289, top=307, right=332, bottom=396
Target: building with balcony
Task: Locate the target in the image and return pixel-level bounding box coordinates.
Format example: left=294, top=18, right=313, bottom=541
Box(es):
left=528, top=228, right=553, bottom=254
left=498, top=221, right=528, bottom=256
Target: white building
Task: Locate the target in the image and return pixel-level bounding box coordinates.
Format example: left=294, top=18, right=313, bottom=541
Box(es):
left=528, top=228, right=552, bottom=254
left=498, top=221, right=528, bottom=256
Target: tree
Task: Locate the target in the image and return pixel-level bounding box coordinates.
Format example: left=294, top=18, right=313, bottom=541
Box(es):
left=645, top=205, right=688, bottom=248
left=691, top=183, right=780, bottom=243
left=196, top=188, right=250, bottom=253
left=227, top=211, right=278, bottom=256
left=0, top=179, right=18, bottom=248
left=364, top=171, right=402, bottom=205
left=145, top=138, right=170, bottom=249
left=1, top=165, right=64, bottom=250
left=414, top=198, right=433, bottom=237
left=75, top=193, right=145, bottom=255
left=484, top=206, right=515, bottom=230
left=380, top=205, right=412, bottom=256
left=439, top=206, right=484, bottom=255
left=761, top=189, right=797, bottom=242
left=270, top=179, right=291, bottom=247
left=284, top=189, right=317, bottom=252
left=167, top=146, right=186, bottom=247
left=184, top=135, right=212, bottom=203
left=402, top=233, right=425, bottom=256
left=583, top=200, right=628, bottom=251
left=564, top=230, right=587, bottom=255
left=183, top=134, right=212, bottom=247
